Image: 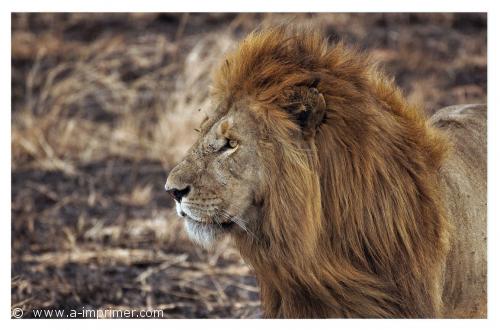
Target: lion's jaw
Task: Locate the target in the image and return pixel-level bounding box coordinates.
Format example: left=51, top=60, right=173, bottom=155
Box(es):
left=173, top=199, right=233, bottom=248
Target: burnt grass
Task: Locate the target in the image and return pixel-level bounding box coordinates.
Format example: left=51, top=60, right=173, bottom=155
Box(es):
left=11, top=13, right=486, bottom=318
left=12, top=156, right=260, bottom=318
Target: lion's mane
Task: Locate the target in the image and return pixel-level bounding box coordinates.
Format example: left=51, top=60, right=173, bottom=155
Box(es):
left=212, top=26, right=453, bottom=318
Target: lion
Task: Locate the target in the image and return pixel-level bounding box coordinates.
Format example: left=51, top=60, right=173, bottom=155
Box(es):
left=164, top=26, right=486, bottom=318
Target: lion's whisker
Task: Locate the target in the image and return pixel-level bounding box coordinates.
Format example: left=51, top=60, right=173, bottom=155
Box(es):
left=218, top=210, right=259, bottom=242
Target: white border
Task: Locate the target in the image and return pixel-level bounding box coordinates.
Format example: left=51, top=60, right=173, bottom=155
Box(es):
left=2, top=1, right=498, bottom=330
left=0, top=0, right=495, bottom=13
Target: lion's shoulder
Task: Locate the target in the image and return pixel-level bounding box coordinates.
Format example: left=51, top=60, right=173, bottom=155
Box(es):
left=430, top=104, right=486, bottom=177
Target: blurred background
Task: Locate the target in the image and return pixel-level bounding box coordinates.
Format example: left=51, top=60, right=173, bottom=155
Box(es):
left=11, top=13, right=487, bottom=318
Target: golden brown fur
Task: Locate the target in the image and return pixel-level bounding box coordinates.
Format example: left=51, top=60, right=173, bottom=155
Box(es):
left=166, top=26, right=487, bottom=318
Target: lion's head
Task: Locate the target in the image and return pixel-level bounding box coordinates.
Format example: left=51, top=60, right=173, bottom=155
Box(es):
left=164, top=103, right=265, bottom=247
left=165, top=86, right=326, bottom=248
left=165, top=26, right=452, bottom=318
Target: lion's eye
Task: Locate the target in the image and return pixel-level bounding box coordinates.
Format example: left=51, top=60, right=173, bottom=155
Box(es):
left=220, top=139, right=238, bottom=152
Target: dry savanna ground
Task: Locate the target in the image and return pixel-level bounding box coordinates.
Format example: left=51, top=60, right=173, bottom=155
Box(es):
left=11, top=13, right=486, bottom=318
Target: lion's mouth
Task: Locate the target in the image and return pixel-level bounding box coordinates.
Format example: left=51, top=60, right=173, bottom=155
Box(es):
left=177, top=203, right=233, bottom=229
left=185, top=216, right=234, bottom=229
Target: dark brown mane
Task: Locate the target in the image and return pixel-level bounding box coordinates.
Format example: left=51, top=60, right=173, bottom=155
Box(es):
left=212, top=26, right=451, bottom=318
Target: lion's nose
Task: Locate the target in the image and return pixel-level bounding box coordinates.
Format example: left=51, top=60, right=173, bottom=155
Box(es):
left=165, top=185, right=191, bottom=203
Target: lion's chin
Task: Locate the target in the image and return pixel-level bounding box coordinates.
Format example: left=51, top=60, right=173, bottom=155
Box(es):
left=183, top=217, right=234, bottom=249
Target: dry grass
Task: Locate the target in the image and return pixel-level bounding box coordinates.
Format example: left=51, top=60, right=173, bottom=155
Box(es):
left=11, top=13, right=486, bottom=318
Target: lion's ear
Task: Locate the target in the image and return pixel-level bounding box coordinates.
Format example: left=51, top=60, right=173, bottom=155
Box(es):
left=279, top=84, right=326, bottom=137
